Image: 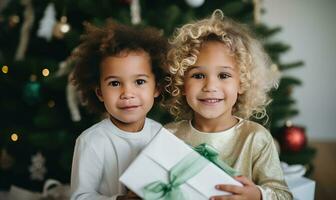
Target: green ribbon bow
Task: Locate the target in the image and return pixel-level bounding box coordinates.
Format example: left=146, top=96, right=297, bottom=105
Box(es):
left=193, top=143, right=239, bottom=177
left=143, top=152, right=208, bottom=200
left=143, top=143, right=239, bottom=200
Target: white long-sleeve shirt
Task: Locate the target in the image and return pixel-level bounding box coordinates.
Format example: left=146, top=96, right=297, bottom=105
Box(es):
left=70, top=118, right=162, bottom=200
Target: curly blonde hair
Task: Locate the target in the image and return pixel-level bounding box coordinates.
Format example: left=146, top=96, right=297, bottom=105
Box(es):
left=164, top=9, right=279, bottom=121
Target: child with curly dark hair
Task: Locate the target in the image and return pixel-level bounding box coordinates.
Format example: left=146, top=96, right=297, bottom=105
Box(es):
left=70, top=21, right=168, bottom=200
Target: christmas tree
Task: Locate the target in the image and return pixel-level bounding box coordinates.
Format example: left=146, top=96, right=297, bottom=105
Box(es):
left=0, top=0, right=314, bottom=191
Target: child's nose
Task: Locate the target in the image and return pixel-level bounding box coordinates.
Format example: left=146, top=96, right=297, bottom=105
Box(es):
left=120, top=85, right=135, bottom=99
left=202, top=77, right=218, bottom=92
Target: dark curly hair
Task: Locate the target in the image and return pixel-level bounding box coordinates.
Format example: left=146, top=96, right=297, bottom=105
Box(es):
left=71, top=21, right=169, bottom=114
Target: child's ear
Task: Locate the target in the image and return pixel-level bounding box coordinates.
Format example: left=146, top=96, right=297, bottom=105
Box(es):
left=95, top=87, right=104, bottom=102
left=154, top=85, right=160, bottom=98
left=238, top=82, right=244, bottom=94
left=182, top=88, right=186, bottom=95
left=238, top=87, right=244, bottom=95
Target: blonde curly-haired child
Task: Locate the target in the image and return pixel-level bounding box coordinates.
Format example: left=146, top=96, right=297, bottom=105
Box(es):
left=164, top=10, right=292, bottom=200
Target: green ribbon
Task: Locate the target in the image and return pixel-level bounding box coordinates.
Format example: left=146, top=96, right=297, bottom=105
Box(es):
left=143, top=143, right=239, bottom=200
left=143, top=152, right=208, bottom=200
left=193, top=143, right=240, bottom=177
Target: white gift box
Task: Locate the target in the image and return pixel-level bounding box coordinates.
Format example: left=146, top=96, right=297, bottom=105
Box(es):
left=286, top=177, right=316, bottom=200
left=120, top=128, right=242, bottom=199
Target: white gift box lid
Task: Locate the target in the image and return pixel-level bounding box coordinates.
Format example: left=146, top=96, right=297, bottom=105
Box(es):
left=286, top=177, right=316, bottom=200
left=120, top=128, right=242, bottom=199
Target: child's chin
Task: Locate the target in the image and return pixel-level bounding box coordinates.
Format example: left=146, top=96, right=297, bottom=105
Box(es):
left=120, top=117, right=146, bottom=124
left=197, top=112, right=223, bottom=120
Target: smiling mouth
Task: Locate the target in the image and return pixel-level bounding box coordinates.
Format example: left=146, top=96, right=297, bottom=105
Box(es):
left=119, top=105, right=140, bottom=110
left=199, top=98, right=223, bottom=103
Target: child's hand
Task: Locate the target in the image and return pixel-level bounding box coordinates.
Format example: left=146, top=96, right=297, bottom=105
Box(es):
left=210, top=176, right=261, bottom=200
left=117, top=191, right=141, bottom=200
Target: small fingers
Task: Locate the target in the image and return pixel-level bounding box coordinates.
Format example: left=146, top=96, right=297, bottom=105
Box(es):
left=234, top=175, right=254, bottom=186
left=210, top=195, right=238, bottom=200
left=215, top=184, right=243, bottom=194
left=127, top=191, right=138, bottom=197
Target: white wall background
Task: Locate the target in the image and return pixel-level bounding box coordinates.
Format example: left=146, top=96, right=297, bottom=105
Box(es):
left=262, top=0, right=336, bottom=140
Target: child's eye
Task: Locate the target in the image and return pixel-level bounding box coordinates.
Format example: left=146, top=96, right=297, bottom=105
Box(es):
left=108, top=81, right=120, bottom=87
left=191, top=73, right=205, bottom=79
left=218, top=73, right=231, bottom=79
left=135, top=79, right=146, bottom=85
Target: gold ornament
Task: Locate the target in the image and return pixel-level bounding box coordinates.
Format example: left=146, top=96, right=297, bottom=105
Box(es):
left=42, top=68, right=50, bottom=77
left=286, top=120, right=293, bottom=127
left=8, top=15, right=20, bottom=28
left=48, top=100, right=55, bottom=108
left=11, top=133, right=19, bottom=142
left=2, top=65, right=9, bottom=74
left=30, top=74, right=37, bottom=81
left=53, top=16, right=71, bottom=39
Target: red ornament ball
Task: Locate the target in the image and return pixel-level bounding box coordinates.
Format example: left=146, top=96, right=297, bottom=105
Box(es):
left=280, top=125, right=307, bottom=152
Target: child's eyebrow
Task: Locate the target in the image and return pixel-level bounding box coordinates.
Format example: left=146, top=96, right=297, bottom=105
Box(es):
left=104, top=75, right=119, bottom=81
left=136, top=74, right=150, bottom=78
left=103, top=74, right=150, bottom=81
left=188, top=66, right=201, bottom=71
left=104, top=75, right=118, bottom=81
left=188, top=65, right=234, bottom=70
left=219, top=66, right=234, bottom=70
